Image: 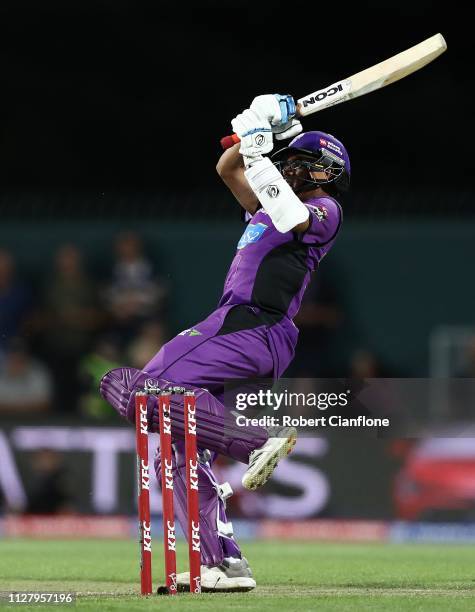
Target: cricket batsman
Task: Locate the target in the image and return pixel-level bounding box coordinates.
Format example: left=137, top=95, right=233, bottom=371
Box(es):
left=100, top=94, right=350, bottom=591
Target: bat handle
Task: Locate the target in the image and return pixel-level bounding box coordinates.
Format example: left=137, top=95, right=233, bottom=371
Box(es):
left=220, top=133, right=240, bottom=150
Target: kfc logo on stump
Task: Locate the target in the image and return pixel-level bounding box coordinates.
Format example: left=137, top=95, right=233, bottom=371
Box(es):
left=188, top=459, right=199, bottom=491
left=141, top=459, right=150, bottom=491
left=187, top=403, right=197, bottom=436
left=162, top=407, right=172, bottom=435
left=191, top=520, right=200, bottom=553
left=164, top=458, right=173, bottom=490
left=143, top=521, right=152, bottom=552
left=166, top=519, right=176, bottom=552
left=139, top=403, right=148, bottom=436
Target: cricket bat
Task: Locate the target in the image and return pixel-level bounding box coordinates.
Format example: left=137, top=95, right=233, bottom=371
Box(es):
left=220, top=33, right=447, bottom=150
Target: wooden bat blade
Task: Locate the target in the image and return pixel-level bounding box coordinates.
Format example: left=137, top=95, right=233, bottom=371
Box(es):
left=297, top=33, right=447, bottom=116
left=219, top=34, right=447, bottom=150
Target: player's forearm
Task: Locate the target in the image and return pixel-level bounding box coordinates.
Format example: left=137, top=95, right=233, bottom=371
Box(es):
left=216, top=143, right=259, bottom=214
left=216, top=142, right=244, bottom=176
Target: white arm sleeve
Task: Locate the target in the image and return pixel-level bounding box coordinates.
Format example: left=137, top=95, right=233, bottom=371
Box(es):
left=244, top=157, right=309, bottom=233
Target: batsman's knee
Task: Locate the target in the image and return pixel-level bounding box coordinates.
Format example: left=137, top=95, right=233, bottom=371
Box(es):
left=99, top=367, right=174, bottom=425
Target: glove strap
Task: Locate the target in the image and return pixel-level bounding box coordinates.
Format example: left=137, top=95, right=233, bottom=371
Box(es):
left=273, top=94, right=296, bottom=124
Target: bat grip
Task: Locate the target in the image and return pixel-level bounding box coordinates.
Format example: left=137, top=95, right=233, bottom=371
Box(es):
left=220, top=133, right=240, bottom=150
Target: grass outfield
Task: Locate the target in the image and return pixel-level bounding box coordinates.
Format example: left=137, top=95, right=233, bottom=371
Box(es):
left=0, top=539, right=474, bottom=610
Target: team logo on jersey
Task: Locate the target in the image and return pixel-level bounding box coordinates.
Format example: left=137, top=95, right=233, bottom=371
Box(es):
left=308, top=204, right=328, bottom=222
left=179, top=328, right=202, bottom=337
left=237, top=222, right=268, bottom=250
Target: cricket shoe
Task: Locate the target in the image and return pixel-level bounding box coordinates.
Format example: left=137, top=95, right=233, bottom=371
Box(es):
left=175, top=557, right=256, bottom=592
left=241, top=426, right=297, bottom=490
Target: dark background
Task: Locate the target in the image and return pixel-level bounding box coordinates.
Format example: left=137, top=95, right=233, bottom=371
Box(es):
left=0, top=1, right=472, bottom=215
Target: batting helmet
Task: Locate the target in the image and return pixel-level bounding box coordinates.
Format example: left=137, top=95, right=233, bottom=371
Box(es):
left=271, top=131, right=350, bottom=195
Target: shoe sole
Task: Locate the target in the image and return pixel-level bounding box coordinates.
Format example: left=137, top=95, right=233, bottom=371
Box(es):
left=174, top=583, right=256, bottom=593
left=242, top=428, right=297, bottom=491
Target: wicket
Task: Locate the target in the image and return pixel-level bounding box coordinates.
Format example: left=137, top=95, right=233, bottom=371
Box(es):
left=135, top=391, right=152, bottom=595
left=135, top=386, right=201, bottom=596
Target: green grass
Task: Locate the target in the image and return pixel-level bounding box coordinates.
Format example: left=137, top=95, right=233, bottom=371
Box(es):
left=1, top=539, right=474, bottom=610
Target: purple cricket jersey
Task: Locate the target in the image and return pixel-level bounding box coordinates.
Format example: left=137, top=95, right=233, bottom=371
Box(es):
left=140, top=196, right=343, bottom=383
left=219, top=197, right=342, bottom=321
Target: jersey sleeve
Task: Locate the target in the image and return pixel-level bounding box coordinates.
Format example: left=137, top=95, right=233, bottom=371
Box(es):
left=241, top=206, right=262, bottom=223
left=298, top=198, right=342, bottom=247
left=242, top=209, right=253, bottom=223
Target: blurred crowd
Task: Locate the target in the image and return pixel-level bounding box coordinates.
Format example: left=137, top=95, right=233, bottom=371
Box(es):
left=1, top=233, right=474, bottom=520
left=0, top=233, right=168, bottom=417
left=4, top=231, right=473, bottom=419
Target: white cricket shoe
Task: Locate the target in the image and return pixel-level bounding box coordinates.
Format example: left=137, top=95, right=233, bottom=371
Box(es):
left=242, top=426, right=297, bottom=490
left=175, top=557, right=256, bottom=592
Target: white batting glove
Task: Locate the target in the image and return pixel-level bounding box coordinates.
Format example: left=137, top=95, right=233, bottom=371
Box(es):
left=231, top=108, right=273, bottom=159
left=250, top=94, right=296, bottom=127
left=272, top=118, right=303, bottom=141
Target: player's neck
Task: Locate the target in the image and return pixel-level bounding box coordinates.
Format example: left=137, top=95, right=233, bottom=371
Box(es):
left=300, top=187, right=329, bottom=201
